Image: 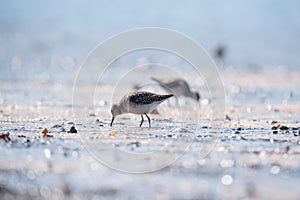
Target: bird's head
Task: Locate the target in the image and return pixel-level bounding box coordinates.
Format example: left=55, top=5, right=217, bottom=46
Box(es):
left=111, top=104, right=122, bottom=117
left=110, top=103, right=123, bottom=127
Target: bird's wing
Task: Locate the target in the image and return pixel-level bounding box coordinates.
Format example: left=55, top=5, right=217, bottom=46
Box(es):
left=129, top=93, right=153, bottom=105
left=129, top=92, right=172, bottom=105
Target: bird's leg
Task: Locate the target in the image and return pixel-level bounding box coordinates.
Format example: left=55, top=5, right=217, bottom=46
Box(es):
left=110, top=116, right=115, bottom=127
left=139, top=115, right=144, bottom=127
left=145, top=113, right=151, bottom=128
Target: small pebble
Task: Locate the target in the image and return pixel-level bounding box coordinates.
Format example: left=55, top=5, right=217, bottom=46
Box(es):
left=68, top=126, right=77, bottom=133
left=280, top=126, right=289, bottom=130
left=17, top=134, right=26, bottom=138
left=96, top=119, right=104, bottom=126
left=285, top=146, right=290, bottom=153
left=128, top=141, right=140, bottom=147
left=51, top=124, right=62, bottom=128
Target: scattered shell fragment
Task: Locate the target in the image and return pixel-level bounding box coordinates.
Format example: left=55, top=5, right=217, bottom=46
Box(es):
left=150, top=108, right=159, bottom=115
left=272, top=124, right=281, bottom=130
left=17, top=134, right=26, bottom=138
left=42, top=128, right=49, bottom=134
left=109, top=131, right=117, bottom=137
left=42, top=128, right=53, bottom=138
left=51, top=124, right=62, bottom=128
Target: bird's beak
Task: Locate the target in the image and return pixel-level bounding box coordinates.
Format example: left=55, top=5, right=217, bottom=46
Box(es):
left=110, top=116, right=114, bottom=127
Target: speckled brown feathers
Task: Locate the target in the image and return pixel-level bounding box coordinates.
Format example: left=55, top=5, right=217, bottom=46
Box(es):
left=129, top=92, right=173, bottom=105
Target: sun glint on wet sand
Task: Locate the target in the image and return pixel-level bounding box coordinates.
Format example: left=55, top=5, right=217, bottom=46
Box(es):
left=0, top=68, right=299, bottom=199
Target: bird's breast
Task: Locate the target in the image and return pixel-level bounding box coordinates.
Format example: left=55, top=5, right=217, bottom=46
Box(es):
left=128, top=102, right=160, bottom=114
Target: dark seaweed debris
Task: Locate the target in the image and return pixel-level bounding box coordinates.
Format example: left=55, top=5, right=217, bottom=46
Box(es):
left=0, top=132, right=11, bottom=142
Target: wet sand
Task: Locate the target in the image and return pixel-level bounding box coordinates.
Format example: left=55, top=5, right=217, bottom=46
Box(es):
left=0, top=70, right=300, bottom=199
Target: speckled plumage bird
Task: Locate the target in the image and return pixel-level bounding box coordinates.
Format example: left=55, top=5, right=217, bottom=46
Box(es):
left=151, top=77, right=200, bottom=102
left=110, top=91, right=173, bottom=127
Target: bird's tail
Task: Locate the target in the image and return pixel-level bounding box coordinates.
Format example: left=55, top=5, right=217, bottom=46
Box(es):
left=153, top=93, right=174, bottom=102
left=163, top=94, right=174, bottom=99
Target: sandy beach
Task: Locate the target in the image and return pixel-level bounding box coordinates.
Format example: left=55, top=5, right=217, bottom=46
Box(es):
left=1, top=68, right=299, bottom=199
left=1, top=1, right=300, bottom=199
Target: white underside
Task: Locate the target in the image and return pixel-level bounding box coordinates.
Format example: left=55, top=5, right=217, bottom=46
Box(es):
left=127, top=102, right=160, bottom=114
